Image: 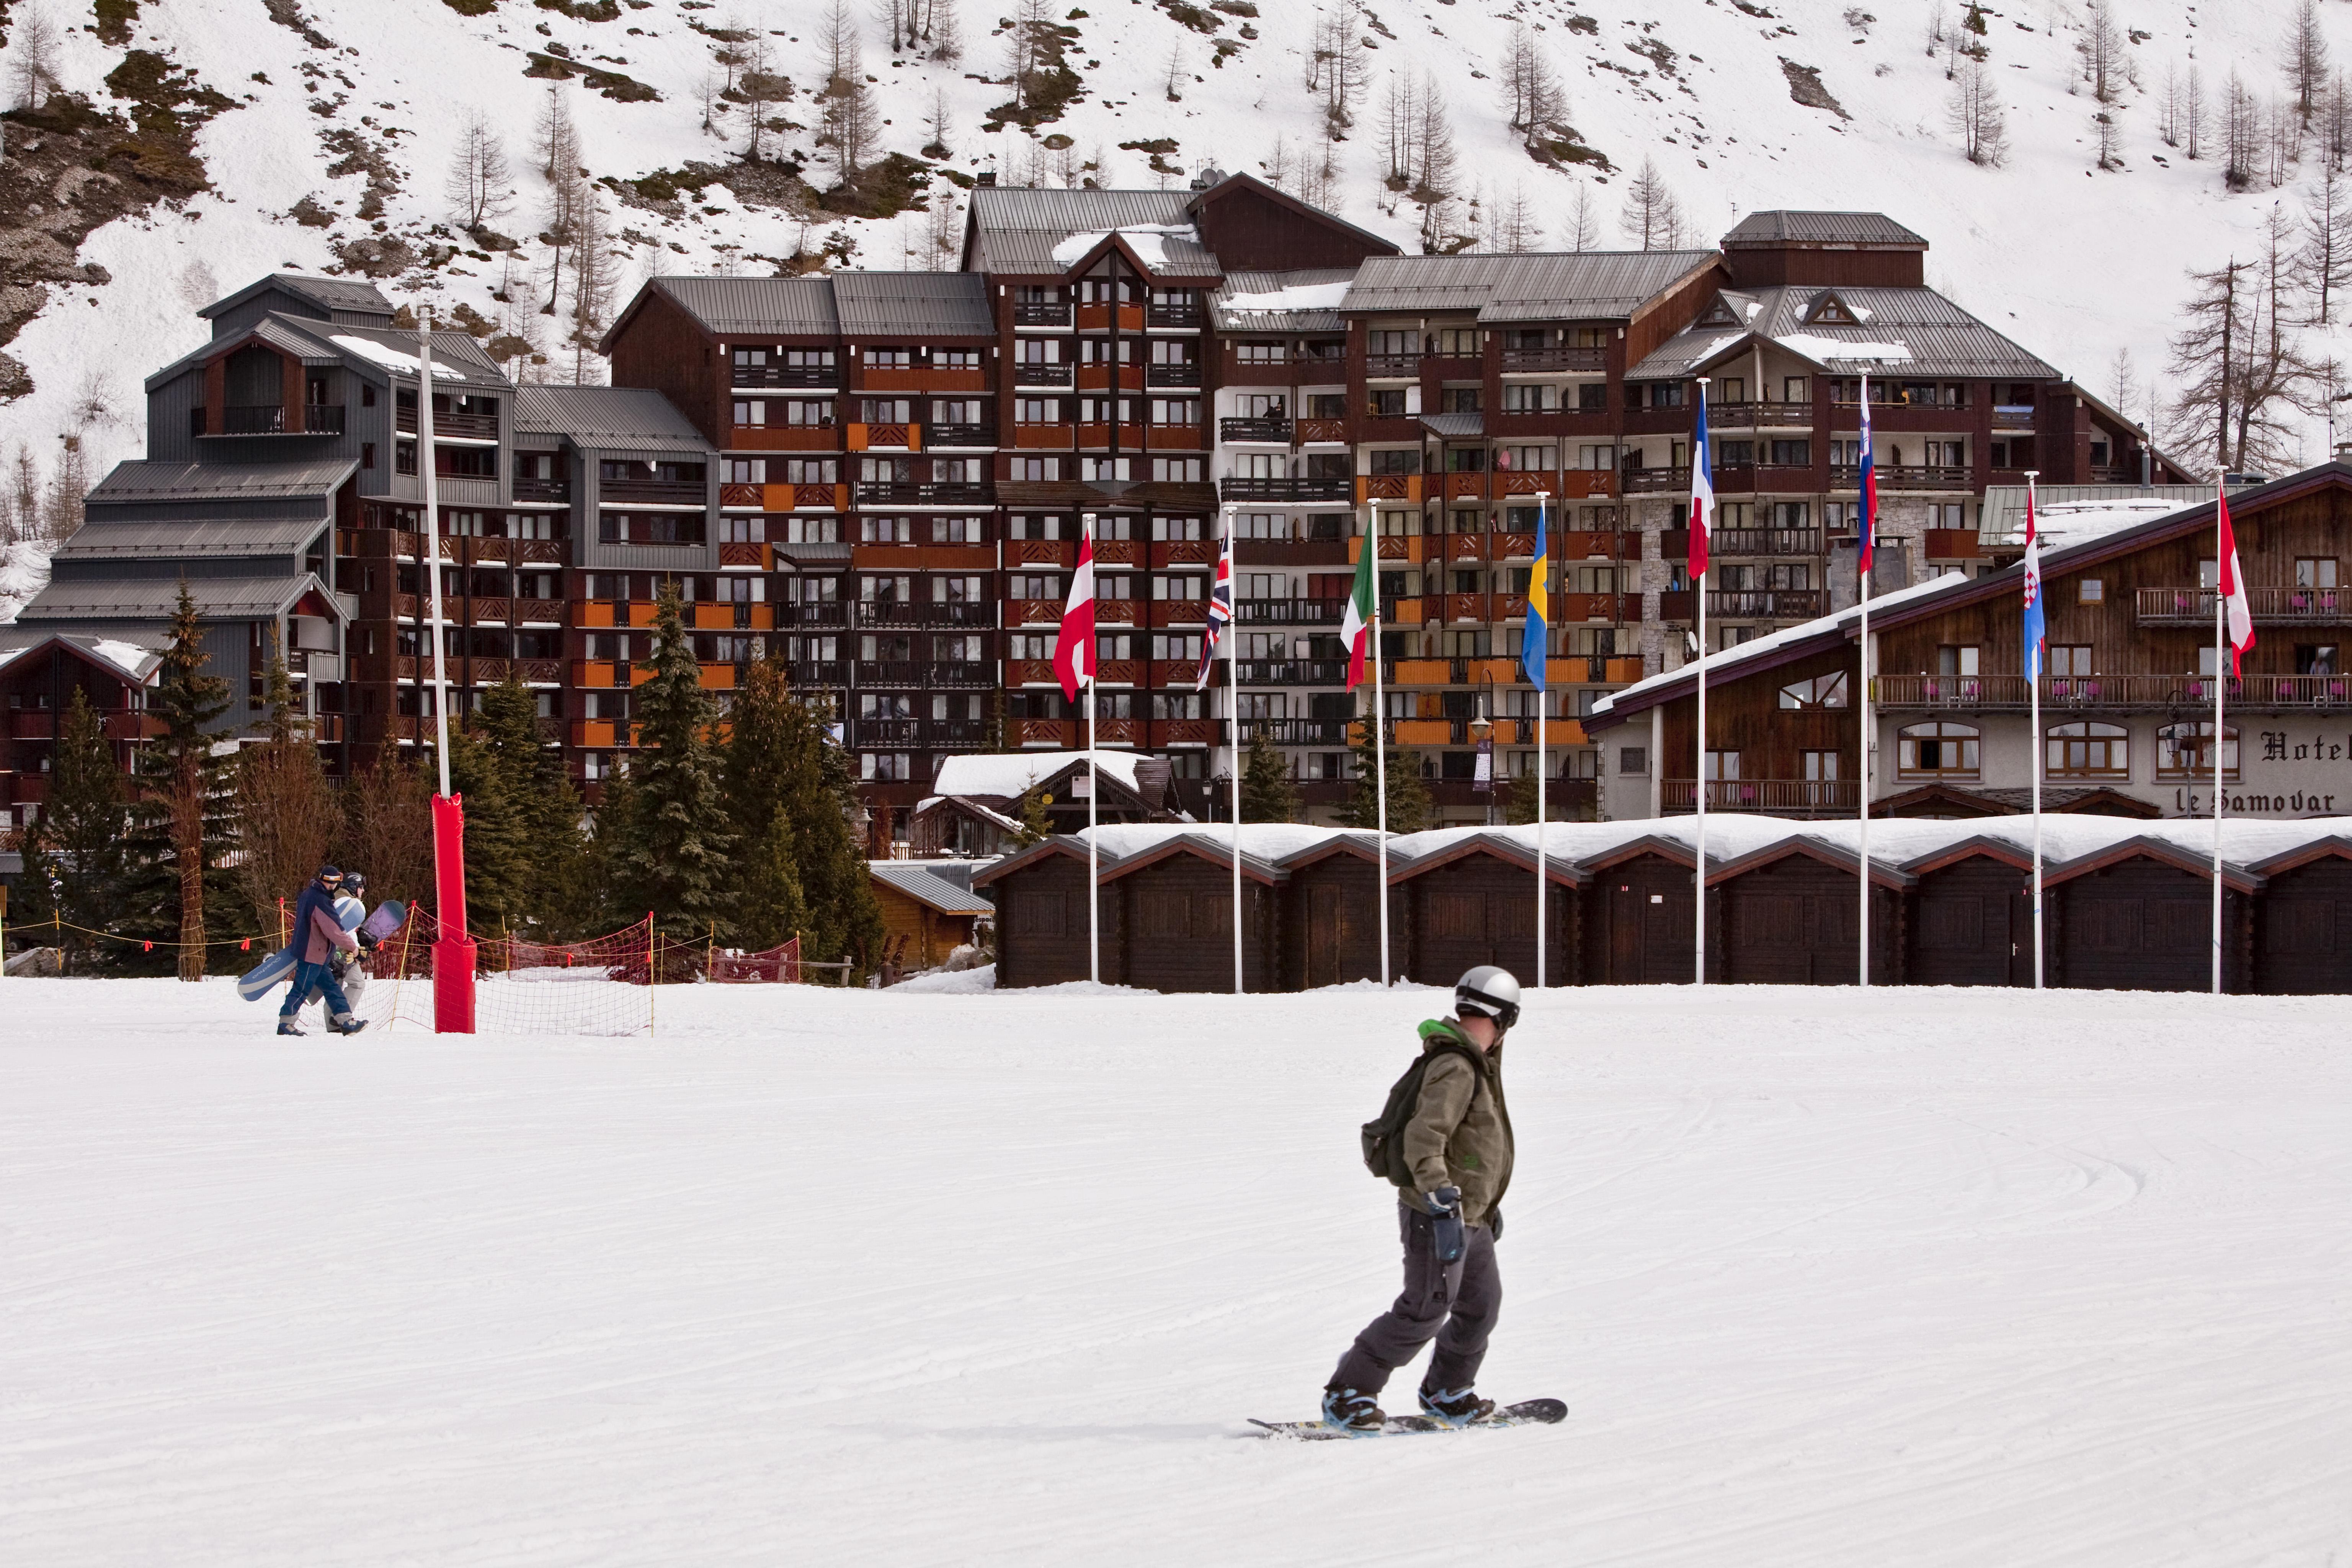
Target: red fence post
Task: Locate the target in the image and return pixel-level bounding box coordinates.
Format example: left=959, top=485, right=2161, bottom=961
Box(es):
left=431, top=794, right=477, bottom=1033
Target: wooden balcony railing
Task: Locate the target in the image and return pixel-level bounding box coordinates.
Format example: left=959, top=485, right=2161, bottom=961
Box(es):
left=854, top=601, right=995, bottom=628
left=1623, top=467, right=1692, bottom=494
left=2135, top=586, right=2351, bottom=625
left=1364, top=353, right=1421, bottom=377
left=855, top=481, right=991, bottom=505
left=1235, top=659, right=1349, bottom=686
left=1234, top=598, right=1345, bottom=624
left=1240, top=717, right=1357, bottom=746
left=1218, top=476, right=1351, bottom=502
left=1708, top=527, right=1824, bottom=557
left=1499, top=346, right=1607, bottom=372
left=1874, top=673, right=2352, bottom=710
left=1831, top=464, right=1972, bottom=492
left=1297, top=418, right=1348, bottom=443
left=1706, top=400, right=1814, bottom=429
left=397, top=406, right=499, bottom=439
left=732, top=363, right=838, bottom=387
left=1013, top=301, right=1071, bottom=326
left=1663, top=778, right=1858, bottom=813
left=1013, top=363, right=1075, bottom=387
left=1706, top=589, right=1827, bottom=619
left=1144, top=363, right=1201, bottom=387
left=601, top=477, right=704, bottom=503
left=1219, top=416, right=1294, bottom=444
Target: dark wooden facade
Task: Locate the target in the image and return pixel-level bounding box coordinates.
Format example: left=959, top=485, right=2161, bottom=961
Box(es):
left=1100, top=842, right=1281, bottom=993
left=1708, top=841, right=1907, bottom=986
left=1579, top=839, right=1704, bottom=985
left=1278, top=840, right=1392, bottom=990
left=1392, top=841, right=1579, bottom=989
left=2045, top=840, right=2256, bottom=993
left=1901, top=840, right=2035, bottom=987
left=973, top=840, right=1106, bottom=989
left=2249, top=841, right=2352, bottom=995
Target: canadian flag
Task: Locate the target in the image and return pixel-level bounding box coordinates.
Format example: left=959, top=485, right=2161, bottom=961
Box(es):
left=1054, top=518, right=1097, bottom=702
left=2217, top=483, right=2255, bottom=677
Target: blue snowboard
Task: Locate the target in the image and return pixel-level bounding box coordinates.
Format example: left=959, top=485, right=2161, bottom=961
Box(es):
left=237, top=897, right=384, bottom=1001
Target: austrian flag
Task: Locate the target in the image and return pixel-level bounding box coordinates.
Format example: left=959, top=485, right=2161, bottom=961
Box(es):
left=1054, top=518, right=1097, bottom=702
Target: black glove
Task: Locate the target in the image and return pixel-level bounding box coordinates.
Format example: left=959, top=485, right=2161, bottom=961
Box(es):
left=1488, top=1207, right=1503, bottom=1242
left=356, top=931, right=379, bottom=952
left=1426, top=1187, right=1467, bottom=1266
left=1422, top=1185, right=1462, bottom=1216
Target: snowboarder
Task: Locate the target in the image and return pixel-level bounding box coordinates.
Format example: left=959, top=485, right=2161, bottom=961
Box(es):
left=278, top=866, right=366, bottom=1037
left=301, top=870, right=379, bottom=1021
left=1323, top=965, right=1519, bottom=1434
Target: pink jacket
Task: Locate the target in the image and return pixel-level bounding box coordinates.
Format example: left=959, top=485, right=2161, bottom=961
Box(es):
left=304, top=903, right=359, bottom=964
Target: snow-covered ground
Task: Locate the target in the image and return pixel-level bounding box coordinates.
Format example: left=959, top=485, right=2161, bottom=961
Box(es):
left=5, top=976, right=2349, bottom=1565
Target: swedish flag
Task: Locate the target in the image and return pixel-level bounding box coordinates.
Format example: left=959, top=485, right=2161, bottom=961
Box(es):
left=1520, top=499, right=1549, bottom=690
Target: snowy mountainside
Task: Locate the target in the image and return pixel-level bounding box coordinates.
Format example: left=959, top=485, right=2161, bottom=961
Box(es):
left=3, top=0, right=2348, bottom=508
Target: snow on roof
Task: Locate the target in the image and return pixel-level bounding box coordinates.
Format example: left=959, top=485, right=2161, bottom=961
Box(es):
left=1049, top=224, right=1200, bottom=268
left=330, top=334, right=474, bottom=382
left=1594, top=571, right=1976, bottom=716
left=2004, top=498, right=2184, bottom=545
left=1078, top=823, right=1374, bottom=864
left=1773, top=332, right=1913, bottom=366
left=1675, top=332, right=1745, bottom=371
left=931, top=750, right=1146, bottom=799
left=1220, top=280, right=1352, bottom=313
left=91, top=639, right=161, bottom=678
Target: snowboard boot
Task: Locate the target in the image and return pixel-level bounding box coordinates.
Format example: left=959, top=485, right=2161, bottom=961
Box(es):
left=1321, top=1387, right=1385, bottom=1436
left=276, top=1019, right=307, bottom=1037
left=1417, top=1385, right=1496, bottom=1428
left=332, top=1015, right=367, bottom=1036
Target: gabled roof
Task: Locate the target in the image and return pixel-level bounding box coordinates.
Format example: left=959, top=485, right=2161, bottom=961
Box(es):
left=964, top=186, right=1204, bottom=277
left=1628, top=284, right=2056, bottom=381
left=1900, top=834, right=2040, bottom=877
left=1096, top=830, right=1285, bottom=887
left=16, top=573, right=345, bottom=624
left=145, top=317, right=505, bottom=392
left=1340, top=251, right=1718, bottom=321
left=1706, top=835, right=1916, bottom=890
left=1722, top=212, right=1929, bottom=248
left=2246, top=836, right=2352, bottom=877
left=0, top=631, right=165, bottom=683
left=1871, top=782, right=2022, bottom=820
left=1575, top=832, right=1701, bottom=874
left=512, top=385, right=710, bottom=452
left=832, top=272, right=993, bottom=337
left=968, top=833, right=1113, bottom=888
left=634, top=276, right=842, bottom=336
left=1210, top=270, right=1357, bottom=333
left=49, top=515, right=330, bottom=562
left=1387, top=830, right=1589, bottom=887
left=868, top=861, right=996, bottom=916
left=1272, top=831, right=1387, bottom=871
left=87, top=459, right=357, bottom=505
left=197, top=273, right=395, bottom=322
left=2041, top=835, right=2263, bottom=893
left=932, top=750, right=1150, bottom=802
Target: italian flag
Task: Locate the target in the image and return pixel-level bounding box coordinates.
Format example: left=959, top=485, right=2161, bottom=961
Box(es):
left=1341, top=532, right=1377, bottom=689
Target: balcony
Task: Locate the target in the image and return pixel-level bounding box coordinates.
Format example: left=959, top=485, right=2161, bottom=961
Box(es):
left=1704, top=526, right=1824, bottom=557
left=929, top=661, right=995, bottom=688
left=1146, top=303, right=1202, bottom=328
left=1014, top=301, right=1072, bottom=327
left=1832, top=464, right=1972, bottom=492
left=854, top=600, right=995, bottom=628
left=1235, top=659, right=1348, bottom=685
left=1365, top=353, right=1421, bottom=378
left=1500, top=346, right=1607, bottom=373
left=397, top=406, right=499, bottom=439
left=219, top=403, right=347, bottom=435
left=1991, top=402, right=2037, bottom=428
left=1706, top=401, right=1814, bottom=430
left=1218, top=475, right=1351, bottom=503
left=1873, top=673, right=2352, bottom=710
left=601, top=476, right=704, bottom=504
left=1705, top=588, right=1828, bottom=619
left=1145, top=363, right=1202, bottom=387
left=1297, top=418, right=1348, bottom=444
left=923, top=423, right=996, bottom=448
left=1623, top=467, right=1692, bottom=495
left=1240, top=718, right=1356, bottom=746
left=1663, top=779, right=1858, bottom=814
left=1219, top=416, right=1294, bottom=444
left=790, top=661, right=850, bottom=687
left=853, top=719, right=921, bottom=746
left=1013, top=363, right=1075, bottom=387
left=733, top=363, right=839, bottom=388
left=856, top=661, right=925, bottom=686
left=775, top=602, right=850, bottom=628
left=515, top=475, right=573, bottom=505
left=1234, top=598, right=1344, bottom=625
left=853, top=481, right=991, bottom=505
left=2136, top=586, right=2350, bottom=625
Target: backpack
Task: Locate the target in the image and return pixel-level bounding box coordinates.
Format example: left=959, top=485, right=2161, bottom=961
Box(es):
left=1360, top=1042, right=1485, bottom=1188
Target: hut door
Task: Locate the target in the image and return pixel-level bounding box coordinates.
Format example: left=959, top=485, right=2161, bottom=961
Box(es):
left=1310, top=887, right=1341, bottom=987
left=2006, top=889, right=2034, bottom=987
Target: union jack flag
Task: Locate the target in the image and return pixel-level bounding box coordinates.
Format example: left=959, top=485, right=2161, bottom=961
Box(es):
left=1197, top=517, right=1235, bottom=689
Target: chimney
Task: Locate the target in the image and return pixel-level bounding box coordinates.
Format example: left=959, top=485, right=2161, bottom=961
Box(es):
left=976, top=170, right=997, bottom=187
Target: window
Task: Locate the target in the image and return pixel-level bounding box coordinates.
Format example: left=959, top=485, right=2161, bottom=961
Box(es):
left=2295, top=643, right=2341, bottom=675
left=1152, top=633, right=1204, bottom=663
left=784, top=348, right=836, bottom=370
left=859, top=399, right=913, bottom=423
left=1011, top=457, right=1062, bottom=480
left=1009, top=573, right=1061, bottom=600
left=2078, top=578, right=2104, bottom=604
left=1767, top=439, right=1811, bottom=466
left=784, top=400, right=833, bottom=426
left=1367, top=330, right=1416, bottom=357
left=1937, top=645, right=1981, bottom=676
left=1235, top=342, right=1287, bottom=363
left=436, top=446, right=498, bottom=479
left=1439, top=387, right=1482, bottom=414
left=1150, top=398, right=1200, bottom=425
left=2156, top=722, right=2240, bottom=781
left=1367, top=389, right=1408, bottom=417
left=1801, top=750, right=1840, bottom=782
left=936, top=350, right=981, bottom=369
left=732, top=347, right=770, bottom=368
left=733, top=400, right=768, bottom=426
left=1783, top=376, right=1809, bottom=403
left=362, top=441, right=377, bottom=470
left=1577, top=383, right=1608, bottom=413
left=1307, top=393, right=1348, bottom=419
left=1898, top=722, right=1981, bottom=779
left=859, top=517, right=913, bottom=544
left=1702, top=750, right=1740, bottom=780
left=1777, top=671, right=1849, bottom=710
left=1368, top=449, right=1419, bottom=475
left=395, top=440, right=417, bottom=475
left=1152, top=575, right=1206, bottom=599
left=1718, top=440, right=1757, bottom=466
left=723, top=458, right=766, bottom=484
left=2048, top=721, right=2130, bottom=779
left=1150, top=457, right=1203, bottom=482
left=1015, top=398, right=1059, bottom=424
left=1501, top=383, right=1555, bottom=413
left=1648, top=382, right=1686, bottom=408
left=1576, top=444, right=1617, bottom=470
left=864, top=348, right=913, bottom=368
left=782, top=458, right=839, bottom=484
left=2296, top=557, right=2340, bottom=591
left=931, top=516, right=985, bottom=544
left=2048, top=645, right=2093, bottom=677
left=1008, top=632, right=1058, bottom=660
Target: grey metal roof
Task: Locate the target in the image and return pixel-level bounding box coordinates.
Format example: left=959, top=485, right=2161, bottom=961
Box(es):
left=1627, top=284, right=2058, bottom=381
left=1419, top=412, right=1484, bottom=439
left=143, top=315, right=503, bottom=392
left=16, top=573, right=340, bottom=623
left=645, top=276, right=842, bottom=335
left=867, top=861, right=996, bottom=916
left=1341, top=251, right=1718, bottom=321
left=968, top=227, right=1223, bottom=280
left=0, top=631, right=165, bottom=681
left=965, top=186, right=1220, bottom=279
left=52, top=515, right=330, bottom=560
left=88, top=459, right=358, bottom=504
left=197, top=273, right=396, bottom=321
left=1722, top=211, right=1928, bottom=248
left=1209, top=269, right=1357, bottom=333
left=832, top=272, right=994, bottom=337
left=323, top=322, right=507, bottom=381
left=511, top=385, right=711, bottom=452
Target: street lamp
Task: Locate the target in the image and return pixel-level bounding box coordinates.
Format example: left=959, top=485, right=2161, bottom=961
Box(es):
left=1471, top=712, right=1495, bottom=825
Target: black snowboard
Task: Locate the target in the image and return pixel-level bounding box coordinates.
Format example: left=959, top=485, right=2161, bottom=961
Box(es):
left=1247, top=1397, right=1566, bottom=1440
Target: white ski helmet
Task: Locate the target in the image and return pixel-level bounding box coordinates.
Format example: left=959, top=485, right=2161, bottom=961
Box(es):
left=1454, top=965, right=1522, bottom=1030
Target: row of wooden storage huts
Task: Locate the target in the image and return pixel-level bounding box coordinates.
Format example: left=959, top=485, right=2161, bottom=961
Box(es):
left=971, top=824, right=2352, bottom=995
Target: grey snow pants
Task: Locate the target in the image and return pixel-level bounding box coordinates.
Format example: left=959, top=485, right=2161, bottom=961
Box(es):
left=1328, top=1202, right=1501, bottom=1397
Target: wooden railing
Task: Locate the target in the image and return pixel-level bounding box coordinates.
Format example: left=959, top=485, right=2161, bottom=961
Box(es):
left=1663, top=779, right=1858, bottom=812
left=1875, top=673, right=2352, bottom=710
left=2136, top=586, right=2351, bottom=624
left=1499, top=346, right=1607, bottom=372
left=1705, top=400, right=1814, bottom=429
left=1707, top=589, right=1827, bottom=619
left=1219, top=416, right=1293, bottom=443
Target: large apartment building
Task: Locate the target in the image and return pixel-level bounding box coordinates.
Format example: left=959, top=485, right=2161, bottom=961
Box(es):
left=8, top=182, right=2182, bottom=844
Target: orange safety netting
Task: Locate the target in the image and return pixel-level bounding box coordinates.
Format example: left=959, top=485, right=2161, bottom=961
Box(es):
left=343, top=911, right=660, bottom=1037
left=709, top=939, right=802, bottom=983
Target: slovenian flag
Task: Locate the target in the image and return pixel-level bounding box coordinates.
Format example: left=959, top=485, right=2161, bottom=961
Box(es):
left=1342, top=525, right=1377, bottom=688
left=1196, top=517, right=1234, bottom=690
left=2021, top=479, right=2045, bottom=679
left=1054, top=516, right=1097, bottom=702
left=1521, top=497, right=1550, bottom=690
left=1689, top=394, right=1713, bottom=579
left=2218, top=482, right=2255, bottom=676
left=1858, top=372, right=1880, bottom=574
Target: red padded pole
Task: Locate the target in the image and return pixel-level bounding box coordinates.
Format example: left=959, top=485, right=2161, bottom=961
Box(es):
left=432, top=793, right=477, bottom=1034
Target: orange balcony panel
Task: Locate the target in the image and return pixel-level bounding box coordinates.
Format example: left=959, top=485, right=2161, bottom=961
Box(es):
left=1151, top=539, right=1211, bottom=568
left=1389, top=596, right=1426, bottom=625
left=692, top=603, right=736, bottom=630
left=1605, top=656, right=1646, bottom=683
left=1553, top=719, right=1589, bottom=745
left=1444, top=534, right=1486, bottom=562
left=1446, top=594, right=1489, bottom=623
left=577, top=602, right=616, bottom=628
left=1094, top=537, right=1139, bottom=566
left=572, top=661, right=616, bottom=688
left=697, top=664, right=737, bottom=690
left=1146, top=425, right=1204, bottom=450
left=732, top=426, right=839, bottom=452
left=1019, top=718, right=1077, bottom=747
left=1392, top=659, right=1451, bottom=686
left=1014, top=425, right=1074, bottom=449
left=1468, top=658, right=1519, bottom=685
left=1444, top=473, right=1489, bottom=501
left=1008, top=538, right=1078, bottom=567
left=1394, top=719, right=1452, bottom=745
left=572, top=719, right=618, bottom=748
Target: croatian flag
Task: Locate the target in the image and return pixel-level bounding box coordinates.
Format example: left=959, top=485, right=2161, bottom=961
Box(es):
left=2218, top=482, right=2256, bottom=676
left=1341, top=527, right=1378, bottom=688
left=2021, top=481, right=2045, bottom=679
left=1196, top=518, right=1234, bottom=689
left=1858, top=372, right=1880, bottom=574
left=1054, top=518, right=1097, bottom=702
left=1688, top=394, right=1714, bottom=579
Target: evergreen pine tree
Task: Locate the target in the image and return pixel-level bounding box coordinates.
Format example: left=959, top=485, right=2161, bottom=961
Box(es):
left=606, top=582, right=737, bottom=947
left=793, top=696, right=885, bottom=977
left=438, top=676, right=585, bottom=935
left=437, top=722, right=528, bottom=934
left=1338, top=720, right=1429, bottom=833
left=120, top=583, right=240, bottom=978
left=1239, top=729, right=1300, bottom=822
left=1013, top=784, right=1051, bottom=845
left=22, top=685, right=127, bottom=971
left=720, top=657, right=812, bottom=951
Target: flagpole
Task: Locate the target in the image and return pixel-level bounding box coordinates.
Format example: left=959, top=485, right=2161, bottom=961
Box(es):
left=1856, top=370, right=1875, bottom=990
left=1225, top=504, right=1242, bottom=996
left=1694, top=379, right=1710, bottom=989
left=1534, top=490, right=1549, bottom=991
left=2026, top=470, right=2044, bottom=990
left=1083, top=511, right=1099, bottom=986
left=2213, top=481, right=2226, bottom=997
left=1372, top=506, right=1390, bottom=987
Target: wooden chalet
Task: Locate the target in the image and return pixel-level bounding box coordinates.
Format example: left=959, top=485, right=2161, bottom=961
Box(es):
left=2246, top=838, right=2352, bottom=995
left=867, top=861, right=995, bottom=971
left=1097, top=833, right=1284, bottom=992
left=1898, top=836, right=2038, bottom=988
left=1274, top=833, right=1391, bottom=989
left=1706, top=838, right=1908, bottom=986
left=970, top=836, right=1101, bottom=988
left=1389, top=832, right=1581, bottom=988
left=1591, top=462, right=2352, bottom=824
left=912, top=750, right=1181, bottom=860
left=2041, top=837, right=2259, bottom=993
left=1578, top=835, right=1703, bottom=986
left=0, top=633, right=165, bottom=831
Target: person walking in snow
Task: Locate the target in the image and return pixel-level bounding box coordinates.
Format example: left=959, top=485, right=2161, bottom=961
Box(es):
left=301, top=869, right=377, bottom=1021
left=1323, top=965, right=1519, bottom=1433
left=278, top=865, right=366, bottom=1037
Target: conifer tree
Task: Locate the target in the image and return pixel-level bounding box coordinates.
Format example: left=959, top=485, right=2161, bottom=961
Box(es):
left=790, top=695, right=886, bottom=976
left=120, top=584, right=240, bottom=978
left=1239, top=729, right=1299, bottom=822
left=605, top=582, right=737, bottom=946
left=344, top=753, right=434, bottom=913
left=720, top=656, right=812, bottom=951
left=22, top=685, right=127, bottom=972
left=1013, top=784, right=1051, bottom=845
left=1338, top=721, right=1428, bottom=834
left=451, top=675, right=585, bottom=934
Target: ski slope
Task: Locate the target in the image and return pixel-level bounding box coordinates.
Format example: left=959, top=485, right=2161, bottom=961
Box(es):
left=3, top=976, right=2347, bottom=1564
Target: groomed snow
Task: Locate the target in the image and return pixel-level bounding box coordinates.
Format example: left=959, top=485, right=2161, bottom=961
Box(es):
left=4, top=978, right=2347, bottom=1565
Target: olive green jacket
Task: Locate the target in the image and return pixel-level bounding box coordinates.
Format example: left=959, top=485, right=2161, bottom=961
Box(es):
left=1401, top=1018, right=1514, bottom=1227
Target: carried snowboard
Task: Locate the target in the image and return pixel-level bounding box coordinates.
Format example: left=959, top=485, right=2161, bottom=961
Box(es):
left=238, top=899, right=405, bottom=1001
left=1247, top=1398, right=1566, bottom=1441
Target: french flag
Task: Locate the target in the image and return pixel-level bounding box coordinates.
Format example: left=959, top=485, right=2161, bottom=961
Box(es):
left=1688, top=392, right=1714, bottom=578
left=1054, top=518, right=1097, bottom=702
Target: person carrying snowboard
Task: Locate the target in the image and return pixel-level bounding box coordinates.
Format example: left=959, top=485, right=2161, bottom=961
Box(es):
left=301, top=870, right=379, bottom=1022
left=1323, top=965, right=1519, bottom=1434
left=278, top=866, right=366, bottom=1037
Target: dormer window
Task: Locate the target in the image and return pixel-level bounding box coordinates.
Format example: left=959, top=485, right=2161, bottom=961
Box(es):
left=1806, top=292, right=1859, bottom=326
left=1697, top=297, right=1741, bottom=327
